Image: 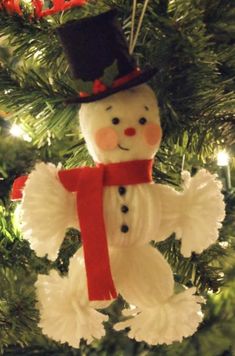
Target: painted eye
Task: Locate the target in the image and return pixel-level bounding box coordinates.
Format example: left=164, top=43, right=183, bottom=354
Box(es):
left=112, top=117, right=120, bottom=125
left=139, top=117, right=147, bottom=125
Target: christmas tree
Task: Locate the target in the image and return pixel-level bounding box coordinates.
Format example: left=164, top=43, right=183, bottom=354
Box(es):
left=0, top=0, right=235, bottom=354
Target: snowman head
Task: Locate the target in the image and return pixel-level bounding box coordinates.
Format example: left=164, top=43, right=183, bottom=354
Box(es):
left=79, top=84, right=162, bottom=164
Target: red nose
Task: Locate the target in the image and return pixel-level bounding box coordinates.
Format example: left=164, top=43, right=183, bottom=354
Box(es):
left=124, top=127, right=136, bottom=136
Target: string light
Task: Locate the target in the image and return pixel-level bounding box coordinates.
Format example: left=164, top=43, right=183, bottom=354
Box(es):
left=217, top=150, right=229, bottom=167
left=10, top=124, right=32, bottom=142
left=10, top=124, right=23, bottom=137
left=217, top=149, right=232, bottom=190
left=219, top=241, right=229, bottom=249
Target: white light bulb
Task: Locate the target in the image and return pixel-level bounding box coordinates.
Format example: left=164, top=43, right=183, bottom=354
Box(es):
left=10, top=124, right=24, bottom=137
left=217, top=150, right=229, bottom=167
left=10, top=124, right=32, bottom=142
left=219, top=241, right=229, bottom=249
left=13, top=204, right=22, bottom=230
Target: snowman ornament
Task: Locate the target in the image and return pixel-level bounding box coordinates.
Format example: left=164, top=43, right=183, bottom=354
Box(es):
left=12, top=10, right=225, bottom=347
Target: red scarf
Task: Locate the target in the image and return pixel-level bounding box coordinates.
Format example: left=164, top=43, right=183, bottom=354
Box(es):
left=11, top=159, right=153, bottom=301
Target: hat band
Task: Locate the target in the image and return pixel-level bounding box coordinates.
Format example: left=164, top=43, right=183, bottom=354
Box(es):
left=79, top=68, right=141, bottom=98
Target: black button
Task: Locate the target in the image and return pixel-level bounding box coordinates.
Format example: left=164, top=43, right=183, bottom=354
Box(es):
left=121, top=205, right=129, bottom=213
left=121, top=224, right=129, bottom=233
left=118, top=186, right=126, bottom=196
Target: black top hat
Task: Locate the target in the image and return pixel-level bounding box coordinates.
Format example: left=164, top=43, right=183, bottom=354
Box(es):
left=57, top=9, right=157, bottom=103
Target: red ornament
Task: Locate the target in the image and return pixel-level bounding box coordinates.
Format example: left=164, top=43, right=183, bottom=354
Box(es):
left=32, top=0, right=43, bottom=17
left=0, top=0, right=22, bottom=15
left=0, top=0, right=87, bottom=18
left=40, top=0, right=87, bottom=18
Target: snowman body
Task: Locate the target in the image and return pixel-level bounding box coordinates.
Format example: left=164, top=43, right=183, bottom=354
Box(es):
left=79, top=83, right=176, bottom=313
left=20, top=84, right=225, bottom=347
left=104, top=183, right=161, bottom=247
left=104, top=183, right=175, bottom=313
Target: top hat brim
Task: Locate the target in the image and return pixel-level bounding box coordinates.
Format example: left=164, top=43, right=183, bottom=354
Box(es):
left=65, top=67, right=157, bottom=104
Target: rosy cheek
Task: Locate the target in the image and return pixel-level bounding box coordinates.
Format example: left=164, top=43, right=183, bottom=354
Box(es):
left=143, top=123, right=162, bottom=145
left=95, top=127, right=119, bottom=150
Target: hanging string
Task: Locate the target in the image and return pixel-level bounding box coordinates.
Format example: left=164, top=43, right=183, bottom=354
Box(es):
left=129, top=0, right=150, bottom=55
left=129, top=0, right=137, bottom=53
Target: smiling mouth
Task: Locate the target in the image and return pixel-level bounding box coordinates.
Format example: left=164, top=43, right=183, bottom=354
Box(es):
left=118, top=144, right=130, bottom=151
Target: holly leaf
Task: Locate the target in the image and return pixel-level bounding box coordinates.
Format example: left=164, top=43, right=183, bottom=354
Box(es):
left=74, top=79, right=93, bottom=94
left=101, top=60, right=119, bottom=87
left=73, top=60, right=118, bottom=94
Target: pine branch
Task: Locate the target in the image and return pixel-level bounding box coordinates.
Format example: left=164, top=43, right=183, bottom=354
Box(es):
left=1, top=0, right=234, bottom=150
left=155, top=237, right=226, bottom=294
left=0, top=1, right=235, bottom=354
left=0, top=3, right=109, bottom=71
left=0, top=267, right=40, bottom=353
left=0, top=67, right=78, bottom=144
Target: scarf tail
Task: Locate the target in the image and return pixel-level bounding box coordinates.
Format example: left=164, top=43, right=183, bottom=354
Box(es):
left=76, top=167, right=117, bottom=301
